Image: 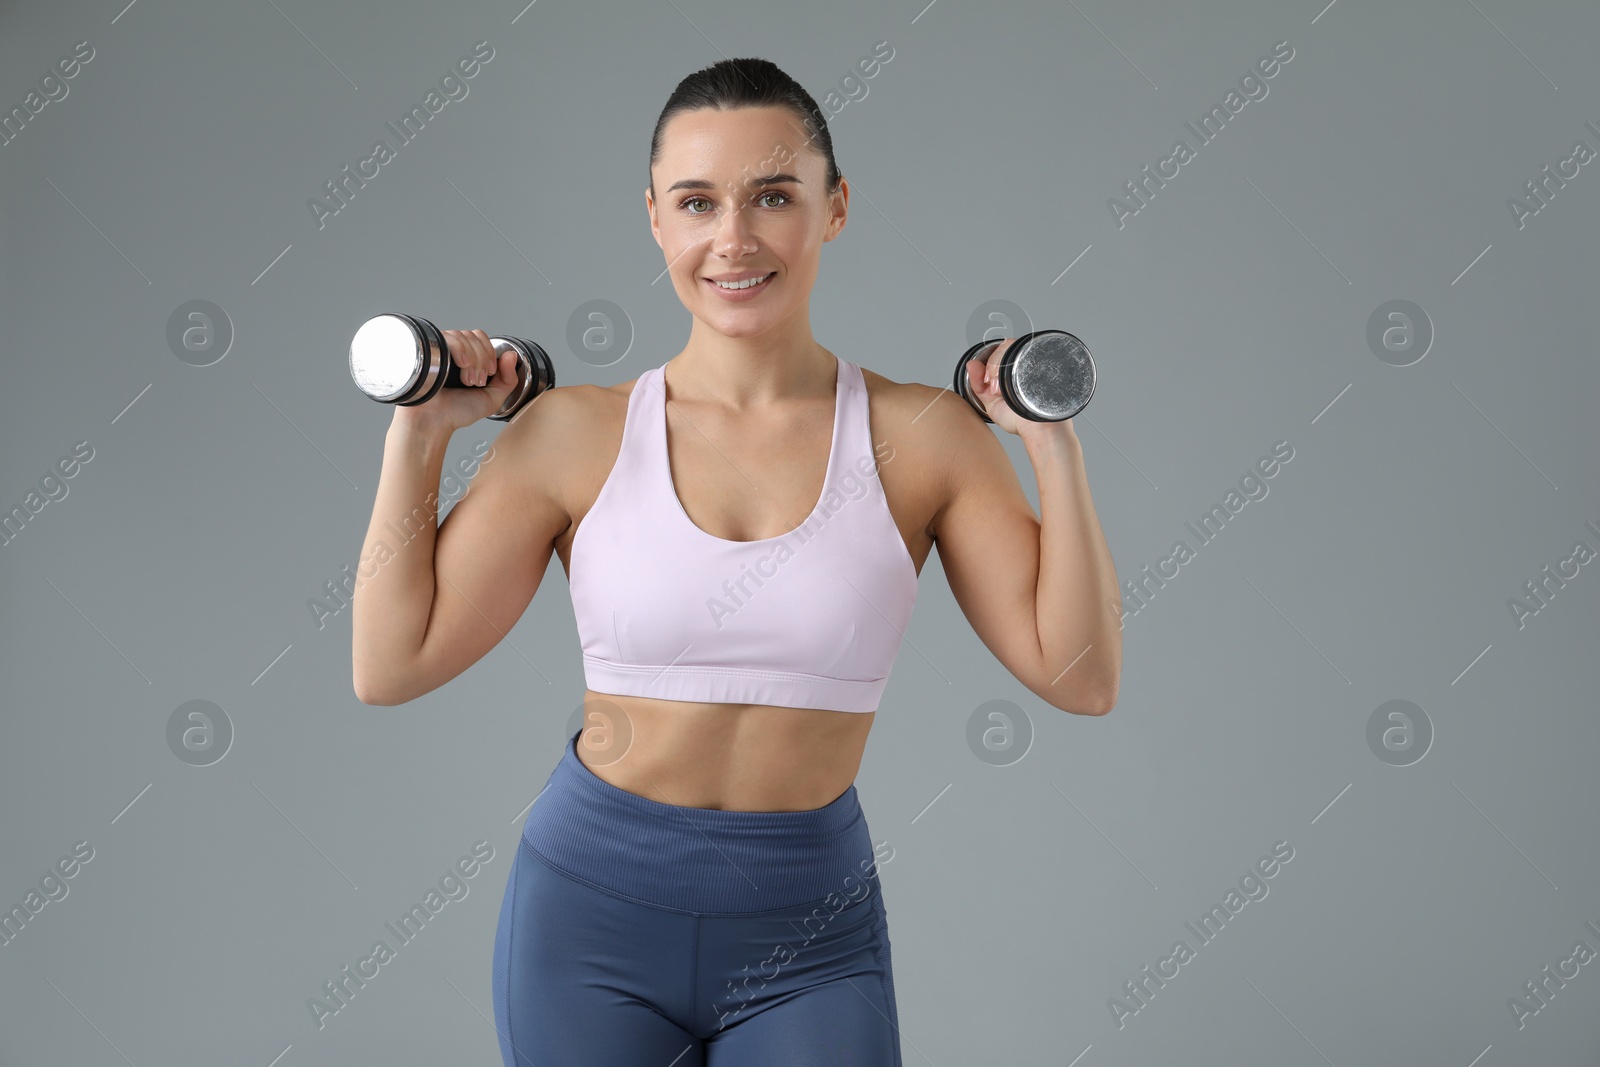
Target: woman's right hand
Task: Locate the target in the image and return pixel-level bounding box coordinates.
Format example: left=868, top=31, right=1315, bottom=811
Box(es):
left=392, top=328, right=521, bottom=434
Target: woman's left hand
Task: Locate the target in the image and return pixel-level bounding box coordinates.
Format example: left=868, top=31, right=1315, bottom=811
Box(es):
left=963, top=339, right=1078, bottom=445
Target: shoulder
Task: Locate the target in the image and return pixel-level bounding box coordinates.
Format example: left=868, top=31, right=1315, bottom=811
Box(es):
left=856, top=362, right=999, bottom=533
left=488, top=375, right=645, bottom=519
left=500, top=371, right=646, bottom=445
left=857, top=361, right=980, bottom=425
left=497, top=379, right=610, bottom=450
left=857, top=362, right=997, bottom=477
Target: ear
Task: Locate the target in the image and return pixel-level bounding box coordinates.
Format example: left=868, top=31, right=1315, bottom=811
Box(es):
left=646, top=185, right=663, bottom=248
left=822, top=175, right=849, bottom=243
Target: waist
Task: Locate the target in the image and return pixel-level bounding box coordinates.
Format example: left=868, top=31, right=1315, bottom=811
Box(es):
left=575, top=691, right=873, bottom=809
left=520, top=728, right=882, bottom=915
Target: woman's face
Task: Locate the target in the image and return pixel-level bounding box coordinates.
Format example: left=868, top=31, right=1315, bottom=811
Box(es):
left=647, top=106, right=847, bottom=338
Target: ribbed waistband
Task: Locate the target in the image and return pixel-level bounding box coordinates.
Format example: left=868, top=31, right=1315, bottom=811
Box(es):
left=520, top=728, right=879, bottom=915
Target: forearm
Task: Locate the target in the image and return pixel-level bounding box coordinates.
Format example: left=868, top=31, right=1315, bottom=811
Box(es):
left=1025, top=423, right=1121, bottom=710
left=350, top=416, right=453, bottom=703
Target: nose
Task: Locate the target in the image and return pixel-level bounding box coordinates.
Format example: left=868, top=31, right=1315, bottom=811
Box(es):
left=710, top=200, right=758, bottom=258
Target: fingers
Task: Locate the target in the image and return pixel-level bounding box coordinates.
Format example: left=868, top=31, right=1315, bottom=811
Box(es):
left=444, top=329, right=498, bottom=386
left=484, top=348, right=515, bottom=395
left=444, top=329, right=471, bottom=385
left=968, top=353, right=995, bottom=393
left=981, top=338, right=1014, bottom=389
left=495, top=347, right=517, bottom=385
left=470, top=329, right=495, bottom=386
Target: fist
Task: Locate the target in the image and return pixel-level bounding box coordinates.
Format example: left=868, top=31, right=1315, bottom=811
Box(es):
left=963, top=338, right=1025, bottom=436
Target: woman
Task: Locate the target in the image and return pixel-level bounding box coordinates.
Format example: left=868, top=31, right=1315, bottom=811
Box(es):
left=352, top=56, right=1120, bottom=1066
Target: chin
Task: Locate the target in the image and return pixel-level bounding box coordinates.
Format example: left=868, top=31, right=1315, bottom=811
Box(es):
left=700, top=315, right=775, bottom=337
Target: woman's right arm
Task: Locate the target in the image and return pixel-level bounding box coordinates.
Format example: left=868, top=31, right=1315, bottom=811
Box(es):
left=350, top=329, right=572, bottom=705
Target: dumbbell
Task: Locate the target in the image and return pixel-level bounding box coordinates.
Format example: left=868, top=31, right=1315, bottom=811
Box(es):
left=953, top=329, right=1095, bottom=424
left=348, top=312, right=554, bottom=423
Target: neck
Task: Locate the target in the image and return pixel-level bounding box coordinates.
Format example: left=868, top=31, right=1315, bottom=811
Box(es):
left=672, top=308, right=836, bottom=409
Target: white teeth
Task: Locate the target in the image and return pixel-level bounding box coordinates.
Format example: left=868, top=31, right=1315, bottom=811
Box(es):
left=713, top=273, right=772, bottom=290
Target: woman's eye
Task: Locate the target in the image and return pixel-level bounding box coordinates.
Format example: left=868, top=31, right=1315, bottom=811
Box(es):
left=681, top=191, right=790, bottom=215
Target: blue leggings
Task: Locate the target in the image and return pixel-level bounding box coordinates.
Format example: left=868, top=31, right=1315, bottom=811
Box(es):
left=491, top=728, right=903, bottom=1066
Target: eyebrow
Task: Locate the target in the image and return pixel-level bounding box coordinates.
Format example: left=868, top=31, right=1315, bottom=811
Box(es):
left=665, top=173, right=805, bottom=193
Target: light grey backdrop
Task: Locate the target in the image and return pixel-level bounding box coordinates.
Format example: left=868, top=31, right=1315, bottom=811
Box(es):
left=3, top=0, right=1597, bottom=1064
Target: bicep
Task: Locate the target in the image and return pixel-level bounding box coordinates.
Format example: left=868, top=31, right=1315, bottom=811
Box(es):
left=409, top=397, right=570, bottom=696
left=931, top=410, right=1044, bottom=685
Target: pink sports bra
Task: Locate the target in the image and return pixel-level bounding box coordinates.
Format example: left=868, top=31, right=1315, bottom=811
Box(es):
left=568, top=354, right=919, bottom=713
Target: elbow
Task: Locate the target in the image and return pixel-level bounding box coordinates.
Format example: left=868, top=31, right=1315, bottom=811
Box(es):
left=1088, top=669, right=1121, bottom=715
left=1059, top=691, right=1115, bottom=716
left=1042, top=639, right=1120, bottom=716
left=1064, top=679, right=1118, bottom=716
left=1043, top=662, right=1119, bottom=716
left=352, top=679, right=387, bottom=706
left=1081, top=657, right=1121, bottom=715
left=352, top=637, right=422, bottom=705
left=1083, top=688, right=1117, bottom=716
left=351, top=662, right=378, bottom=705
left=352, top=667, right=406, bottom=707
left=1041, top=686, right=1116, bottom=716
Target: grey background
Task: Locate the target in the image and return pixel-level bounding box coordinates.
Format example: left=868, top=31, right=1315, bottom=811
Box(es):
left=3, top=0, right=1597, bottom=1064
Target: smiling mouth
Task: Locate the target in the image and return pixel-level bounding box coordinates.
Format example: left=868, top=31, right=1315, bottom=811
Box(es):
left=704, top=272, right=775, bottom=292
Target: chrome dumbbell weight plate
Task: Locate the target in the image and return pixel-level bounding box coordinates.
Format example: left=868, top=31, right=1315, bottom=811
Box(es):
left=953, top=329, right=1095, bottom=424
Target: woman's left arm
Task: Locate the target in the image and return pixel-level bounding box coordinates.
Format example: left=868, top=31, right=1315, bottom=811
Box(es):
left=928, top=344, right=1122, bottom=715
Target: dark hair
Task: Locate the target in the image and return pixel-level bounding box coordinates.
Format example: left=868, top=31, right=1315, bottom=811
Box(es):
left=649, top=57, right=841, bottom=200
